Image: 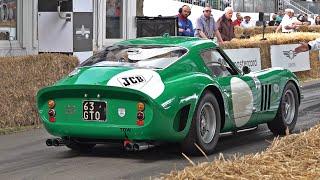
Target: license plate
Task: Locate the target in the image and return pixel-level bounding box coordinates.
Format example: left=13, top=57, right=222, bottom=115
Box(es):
left=82, top=101, right=106, bottom=121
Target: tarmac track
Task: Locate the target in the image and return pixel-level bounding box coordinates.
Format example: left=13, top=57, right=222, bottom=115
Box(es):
left=0, top=82, right=319, bottom=180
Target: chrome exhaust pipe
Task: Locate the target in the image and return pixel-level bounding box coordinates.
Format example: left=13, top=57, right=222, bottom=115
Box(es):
left=46, top=139, right=53, bottom=146
left=52, top=138, right=65, bottom=146
left=124, top=142, right=134, bottom=151
left=133, top=142, right=155, bottom=151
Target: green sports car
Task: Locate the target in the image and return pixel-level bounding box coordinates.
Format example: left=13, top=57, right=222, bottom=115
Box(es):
left=37, top=36, right=301, bottom=155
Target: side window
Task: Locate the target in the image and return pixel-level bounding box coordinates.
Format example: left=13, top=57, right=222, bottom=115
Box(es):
left=201, top=49, right=233, bottom=77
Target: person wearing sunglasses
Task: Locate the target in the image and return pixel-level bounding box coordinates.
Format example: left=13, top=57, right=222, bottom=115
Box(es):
left=195, top=5, right=224, bottom=44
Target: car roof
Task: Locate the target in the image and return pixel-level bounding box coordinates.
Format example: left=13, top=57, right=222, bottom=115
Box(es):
left=116, top=36, right=218, bottom=49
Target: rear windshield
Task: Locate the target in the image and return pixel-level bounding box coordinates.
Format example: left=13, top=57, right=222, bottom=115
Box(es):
left=80, top=45, right=187, bottom=69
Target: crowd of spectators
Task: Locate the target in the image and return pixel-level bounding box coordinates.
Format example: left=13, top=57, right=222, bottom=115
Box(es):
left=177, top=4, right=320, bottom=42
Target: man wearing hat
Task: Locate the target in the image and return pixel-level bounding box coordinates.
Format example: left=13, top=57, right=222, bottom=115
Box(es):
left=240, top=15, right=254, bottom=29
left=276, top=8, right=299, bottom=33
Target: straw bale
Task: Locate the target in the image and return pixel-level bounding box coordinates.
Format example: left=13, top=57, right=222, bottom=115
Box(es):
left=234, top=25, right=320, bottom=38
left=222, top=32, right=320, bottom=79
left=0, top=54, right=78, bottom=128
left=162, top=124, right=320, bottom=179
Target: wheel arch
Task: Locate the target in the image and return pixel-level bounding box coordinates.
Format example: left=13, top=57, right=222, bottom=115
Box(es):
left=287, top=79, right=301, bottom=105
left=202, top=85, right=226, bottom=130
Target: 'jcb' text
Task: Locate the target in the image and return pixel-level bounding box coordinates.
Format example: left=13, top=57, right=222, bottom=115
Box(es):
left=119, top=75, right=146, bottom=87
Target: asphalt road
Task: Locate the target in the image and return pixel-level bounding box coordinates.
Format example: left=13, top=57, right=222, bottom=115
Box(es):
left=0, top=82, right=319, bottom=180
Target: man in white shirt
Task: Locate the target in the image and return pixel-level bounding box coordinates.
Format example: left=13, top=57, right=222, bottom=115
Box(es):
left=276, top=9, right=299, bottom=33
left=240, top=15, right=254, bottom=29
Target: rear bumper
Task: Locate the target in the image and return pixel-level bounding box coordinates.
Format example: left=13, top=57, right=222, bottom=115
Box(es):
left=43, top=120, right=158, bottom=141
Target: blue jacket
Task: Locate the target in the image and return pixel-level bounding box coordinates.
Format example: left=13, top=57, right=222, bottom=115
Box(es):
left=178, top=15, right=194, bottom=37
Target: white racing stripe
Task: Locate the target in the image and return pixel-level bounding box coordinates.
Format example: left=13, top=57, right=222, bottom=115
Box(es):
left=107, top=69, right=165, bottom=99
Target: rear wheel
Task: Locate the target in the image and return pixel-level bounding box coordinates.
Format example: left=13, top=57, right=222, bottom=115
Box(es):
left=267, top=82, right=299, bottom=135
left=181, top=92, right=221, bottom=155
left=64, top=138, right=96, bottom=153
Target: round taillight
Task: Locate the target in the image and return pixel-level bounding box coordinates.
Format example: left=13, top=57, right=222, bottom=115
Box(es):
left=49, top=117, right=56, bottom=122
left=137, top=102, right=145, bottom=111
left=48, top=109, right=56, bottom=117
left=136, top=120, right=144, bottom=126
left=137, top=111, right=144, bottom=120
left=48, top=100, right=55, bottom=109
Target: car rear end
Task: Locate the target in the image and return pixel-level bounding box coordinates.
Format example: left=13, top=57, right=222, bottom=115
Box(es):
left=37, top=85, right=169, bottom=141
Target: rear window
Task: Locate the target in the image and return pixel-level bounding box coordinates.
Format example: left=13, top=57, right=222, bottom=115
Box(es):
left=80, top=45, right=187, bottom=69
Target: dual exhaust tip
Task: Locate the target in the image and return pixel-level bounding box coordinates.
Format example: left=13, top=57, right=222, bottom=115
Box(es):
left=46, top=138, right=155, bottom=151
left=46, top=138, right=65, bottom=146
left=124, top=142, right=155, bottom=152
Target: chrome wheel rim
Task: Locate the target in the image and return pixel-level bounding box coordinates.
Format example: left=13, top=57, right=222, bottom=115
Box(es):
left=199, top=102, right=216, bottom=144
left=282, top=89, right=295, bottom=124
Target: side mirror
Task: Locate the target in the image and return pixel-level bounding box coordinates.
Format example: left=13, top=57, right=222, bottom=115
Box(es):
left=242, top=66, right=251, bottom=74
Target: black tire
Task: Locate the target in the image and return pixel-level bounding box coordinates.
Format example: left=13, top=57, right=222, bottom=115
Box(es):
left=64, top=138, right=96, bottom=153
left=181, top=91, right=221, bottom=155
left=267, top=82, right=299, bottom=135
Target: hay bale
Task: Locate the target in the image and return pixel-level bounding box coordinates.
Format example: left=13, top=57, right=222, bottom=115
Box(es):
left=223, top=32, right=320, bottom=79
left=162, top=124, right=320, bottom=179
left=0, top=54, right=78, bottom=128
left=234, top=25, right=320, bottom=38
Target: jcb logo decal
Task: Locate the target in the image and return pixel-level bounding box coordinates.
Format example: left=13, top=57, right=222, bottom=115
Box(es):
left=118, top=75, right=146, bottom=87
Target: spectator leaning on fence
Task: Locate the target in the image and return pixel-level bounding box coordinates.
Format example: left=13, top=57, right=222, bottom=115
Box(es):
left=195, top=5, right=224, bottom=44
left=276, top=9, right=300, bottom=33
left=177, top=5, right=194, bottom=37
left=216, top=7, right=235, bottom=41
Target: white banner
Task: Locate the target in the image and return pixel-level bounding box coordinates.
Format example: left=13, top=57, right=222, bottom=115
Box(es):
left=271, top=44, right=310, bottom=72
left=224, top=48, right=261, bottom=72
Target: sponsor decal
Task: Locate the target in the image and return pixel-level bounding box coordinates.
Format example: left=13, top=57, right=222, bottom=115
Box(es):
left=270, top=44, right=310, bottom=72
left=224, top=48, right=262, bottom=71
left=107, top=69, right=165, bottom=99
left=283, top=50, right=297, bottom=60
left=117, top=75, right=146, bottom=87
left=118, top=108, right=126, bottom=117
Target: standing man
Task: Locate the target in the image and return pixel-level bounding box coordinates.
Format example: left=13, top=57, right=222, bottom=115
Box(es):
left=233, top=12, right=242, bottom=26
left=177, top=5, right=194, bottom=37
left=217, top=7, right=235, bottom=41
left=195, top=5, right=224, bottom=44
left=276, top=9, right=300, bottom=33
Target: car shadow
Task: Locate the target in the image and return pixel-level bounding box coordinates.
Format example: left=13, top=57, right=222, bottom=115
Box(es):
left=56, top=125, right=277, bottom=163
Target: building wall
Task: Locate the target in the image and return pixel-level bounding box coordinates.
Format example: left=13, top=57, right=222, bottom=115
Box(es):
left=233, top=0, right=277, bottom=13
left=0, top=0, right=38, bottom=56
left=0, top=0, right=136, bottom=57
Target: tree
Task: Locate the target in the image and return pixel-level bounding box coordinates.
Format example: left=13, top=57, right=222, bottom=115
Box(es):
left=136, top=0, right=144, bottom=16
